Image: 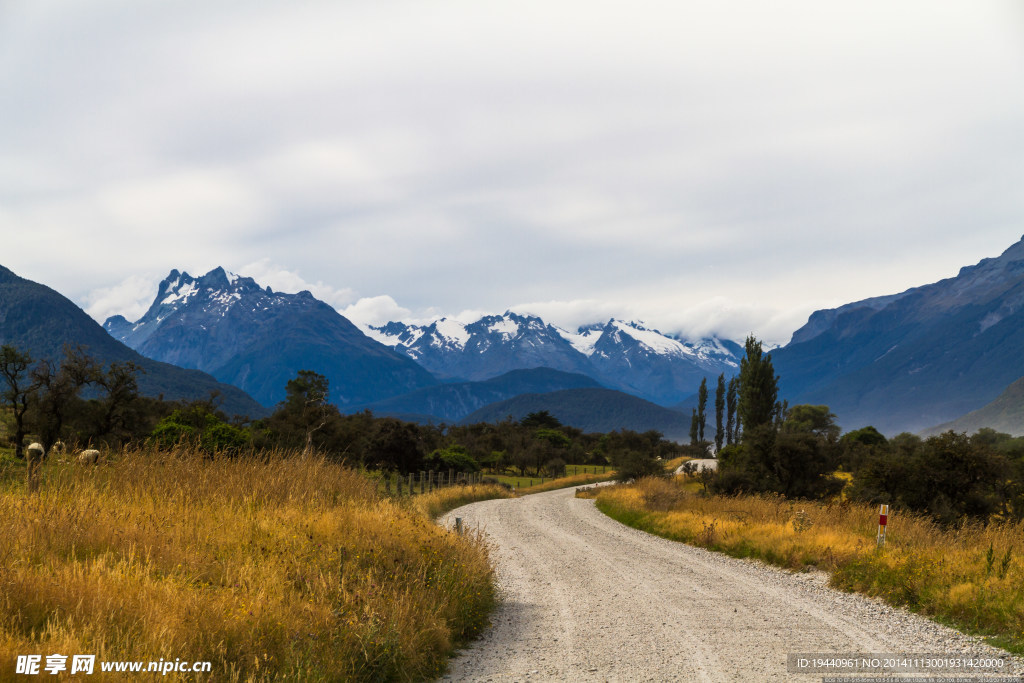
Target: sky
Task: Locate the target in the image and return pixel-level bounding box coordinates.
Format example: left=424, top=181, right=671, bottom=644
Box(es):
left=2, top=1, right=1023, bottom=345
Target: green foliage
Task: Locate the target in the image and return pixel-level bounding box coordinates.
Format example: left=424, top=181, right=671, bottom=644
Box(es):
left=848, top=430, right=1014, bottom=524
left=0, top=344, right=34, bottom=457
left=714, top=374, right=725, bottom=453
left=726, top=376, right=738, bottom=445
left=425, top=444, right=480, bottom=473
left=696, top=378, right=708, bottom=444
left=689, top=408, right=698, bottom=446
left=712, top=405, right=842, bottom=500
left=520, top=410, right=562, bottom=429
left=737, top=335, right=778, bottom=433
left=148, top=403, right=249, bottom=455
left=608, top=449, right=663, bottom=482
left=534, top=427, right=570, bottom=449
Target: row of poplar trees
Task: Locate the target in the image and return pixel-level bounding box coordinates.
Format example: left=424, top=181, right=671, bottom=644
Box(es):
left=689, top=335, right=780, bottom=454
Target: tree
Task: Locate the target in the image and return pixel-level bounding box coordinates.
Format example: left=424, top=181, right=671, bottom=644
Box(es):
left=0, top=345, right=36, bottom=458
left=609, top=449, right=663, bottom=482
left=737, top=335, right=778, bottom=433
left=696, top=378, right=708, bottom=445
left=149, top=403, right=249, bottom=455
left=30, top=345, right=101, bottom=450
left=689, top=408, right=699, bottom=446
left=94, top=361, right=142, bottom=443
left=725, top=377, right=738, bottom=445
left=714, top=374, right=725, bottom=454
left=284, top=370, right=331, bottom=455
left=365, top=418, right=424, bottom=473
left=521, top=411, right=561, bottom=429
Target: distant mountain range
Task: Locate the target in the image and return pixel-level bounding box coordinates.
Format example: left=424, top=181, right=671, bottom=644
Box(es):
left=461, top=387, right=694, bottom=442
left=368, top=314, right=741, bottom=405
left=0, top=265, right=264, bottom=417
left=924, top=377, right=1024, bottom=437
left=773, top=235, right=1024, bottom=435
left=104, top=268, right=436, bottom=407
left=87, top=234, right=1024, bottom=438
left=353, top=367, right=604, bottom=423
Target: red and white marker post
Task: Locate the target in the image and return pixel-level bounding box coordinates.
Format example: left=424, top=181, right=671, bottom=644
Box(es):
left=877, top=504, right=889, bottom=547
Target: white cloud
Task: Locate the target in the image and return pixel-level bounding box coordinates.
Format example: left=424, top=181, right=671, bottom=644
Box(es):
left=237, top=259, right=356, bottom=309
left=340, top=295, right=413, bottom=328
left=3, top=1, right=1024, bottom=344
left=83, top=275, right=159, bottom=324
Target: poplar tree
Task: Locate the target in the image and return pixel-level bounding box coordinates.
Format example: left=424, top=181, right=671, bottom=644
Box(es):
left=737, top=335, right=778, bottom=433
left=697, top=378, right=708, bottom=444
left=726, top=377, right=738, bottom=445
left=689, top=408, right=699, bottom=446
left=714, top=373, right=725, bottom=453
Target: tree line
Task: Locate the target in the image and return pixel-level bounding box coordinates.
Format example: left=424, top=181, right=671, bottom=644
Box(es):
left=689, top=335, right=1024, bottom=524
left=0, top=344, right=689, bottom=477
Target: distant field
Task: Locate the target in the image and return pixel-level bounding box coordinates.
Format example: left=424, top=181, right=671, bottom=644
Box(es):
left=492, top=464, right=611, bottom=491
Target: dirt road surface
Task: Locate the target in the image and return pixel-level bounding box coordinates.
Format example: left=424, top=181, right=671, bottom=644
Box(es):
left=440, top=486, right=1023, bottom=682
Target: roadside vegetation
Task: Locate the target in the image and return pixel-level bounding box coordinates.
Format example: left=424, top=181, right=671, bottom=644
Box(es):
left=0, top=446, right=511, bottom=681
left=585, top=335, right=1024, bottom=654
left=0, top=341, right=693, bottom=679
left=593, top=476, right=1024, bottom=653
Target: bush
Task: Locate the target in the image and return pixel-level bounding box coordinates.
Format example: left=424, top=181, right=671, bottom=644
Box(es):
left=609, top=449, right=663, bottom=482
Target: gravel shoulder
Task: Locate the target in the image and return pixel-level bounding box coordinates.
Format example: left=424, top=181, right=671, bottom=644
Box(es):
left=439, top=485, right=1024, bottom=682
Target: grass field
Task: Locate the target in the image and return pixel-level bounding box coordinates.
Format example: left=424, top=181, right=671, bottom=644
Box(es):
left=490, top=465, right=611, bottom=491
left=592, top=475, right=1024, bottom=654
left=0, top=447, right=511, bottom=681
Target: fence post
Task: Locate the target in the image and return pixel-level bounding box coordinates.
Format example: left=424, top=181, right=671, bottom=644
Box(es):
left=448, top=469, right=453, bottom=488
left=419, top=472, right=425, bottom=494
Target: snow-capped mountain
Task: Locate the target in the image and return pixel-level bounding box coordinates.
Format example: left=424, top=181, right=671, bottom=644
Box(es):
left=104, top=267, right=437, bottom=407
left=367, top=312, right=594, bottom=381
left=369, top=313, right=741, bottom=405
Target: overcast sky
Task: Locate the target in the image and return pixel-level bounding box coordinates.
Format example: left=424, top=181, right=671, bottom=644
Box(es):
left=2, top=1, right=1023, bottom=345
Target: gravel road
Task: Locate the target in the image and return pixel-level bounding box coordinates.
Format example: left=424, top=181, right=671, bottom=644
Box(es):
left=439, top=486, right=1024, bottom=682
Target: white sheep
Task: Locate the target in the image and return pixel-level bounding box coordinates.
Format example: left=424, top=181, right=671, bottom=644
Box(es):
left=77, top=449, right=100, bottom=465
left=26, top=442, right=44, bottom=461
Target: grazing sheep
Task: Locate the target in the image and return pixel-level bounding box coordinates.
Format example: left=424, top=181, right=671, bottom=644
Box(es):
left=26, top=442, right=44, bottom=461
left=77, top=449, right=100, bottom=465
left=50, top=441, right=66, bottom=455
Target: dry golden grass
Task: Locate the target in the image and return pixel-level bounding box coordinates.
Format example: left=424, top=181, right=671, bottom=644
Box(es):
left=0, top=447, right=506, bottom=681
left=595, top=476, right=1024, bottom=653
left=413, top=483, right=514, bottom=519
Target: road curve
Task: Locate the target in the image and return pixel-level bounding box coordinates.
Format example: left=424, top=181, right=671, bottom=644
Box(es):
left=440, top=486, right=1022, bottom=682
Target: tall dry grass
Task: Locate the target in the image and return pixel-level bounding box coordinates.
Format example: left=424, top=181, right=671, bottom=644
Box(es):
left=0, top=447, right=505, bottom=681
left=595, top=476, right=1024, bottom=653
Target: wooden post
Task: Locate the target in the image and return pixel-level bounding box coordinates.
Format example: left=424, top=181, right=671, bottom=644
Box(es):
left=419, top=472, right=425, bottom=494
left=448, top=468, right=453, bottom=488
left=408, top=472, right=414, bottom=495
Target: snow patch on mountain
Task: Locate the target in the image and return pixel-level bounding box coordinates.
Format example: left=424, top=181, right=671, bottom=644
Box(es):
left=558, top=327, right=601, bottom=356
left=433, top=318, right=470, bottom=348
left=488, top=318, right=520, bottom=338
